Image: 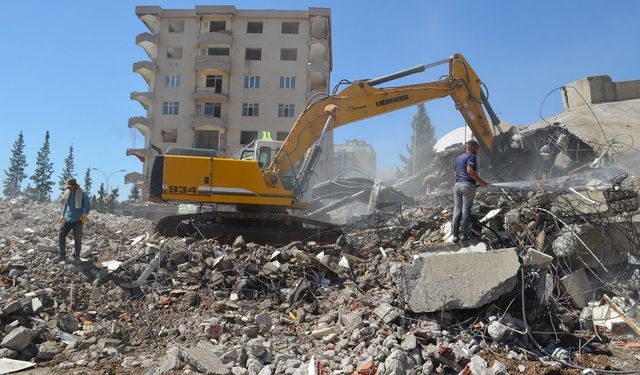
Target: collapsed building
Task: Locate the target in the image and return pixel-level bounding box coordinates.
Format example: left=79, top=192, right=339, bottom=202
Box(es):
left=2, top=76, right=640, bottom=374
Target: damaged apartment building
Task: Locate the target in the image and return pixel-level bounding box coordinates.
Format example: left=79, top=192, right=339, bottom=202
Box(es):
left=126, top=6, right=333, bottom=198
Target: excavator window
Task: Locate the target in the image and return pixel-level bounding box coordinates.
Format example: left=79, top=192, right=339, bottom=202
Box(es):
left=258, top=147, right=271, bottom=169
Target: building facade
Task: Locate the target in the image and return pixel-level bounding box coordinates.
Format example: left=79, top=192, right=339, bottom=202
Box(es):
left=126, top=6, right=332, bottom=196
left=333, top=139, right=377, bottom=178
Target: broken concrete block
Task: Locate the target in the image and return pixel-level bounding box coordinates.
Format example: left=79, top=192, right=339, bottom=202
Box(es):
left=398, top=248, right=520, bottom=312
left=560, top=268, right=593, bottom=308
left=1, top=300, right=22, bottom=316
left=0, top=348, right=17, bottom=359
left=373, top=303, right=401, bottom=324
left=36, top=341, right=62, bottom=360
left=182, top=341, right=231, bottom=375
left=400, top=333, right=417, bottom=350
left=233, top=235, right=245, bottom=248
left=0, top=326, right=32, bottom=351
left=592, top=304, right=628, bottom=332
left=465, top=354, right=487, bottom=374
left=523, top=248, right=554, bottom=267
left=57, top=312, right=80, bottom=333
left=487, top=321, right=509, bottom=342
left=340, top=311, right=364, bottom=332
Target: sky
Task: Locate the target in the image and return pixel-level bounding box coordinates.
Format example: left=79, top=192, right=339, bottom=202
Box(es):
left=1, top=1, right=638, bottom=197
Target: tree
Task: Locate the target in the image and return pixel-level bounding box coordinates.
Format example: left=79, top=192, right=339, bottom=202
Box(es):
left=28, top=131, right=55, bottom=202
left=399, top=103, right=437, bottom=176
left=58, top=145, right=75, bottom=191
left=106, top=187, right=120, bottom=213
left=128, top=185, right=141, bottom=202
left=96, top=183, right=107, bottom=212
left=83, top=167, right=93, bottom=197
left=3, top=131, right=28, bottom=198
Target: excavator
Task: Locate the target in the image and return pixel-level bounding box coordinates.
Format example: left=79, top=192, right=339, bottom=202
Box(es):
left=149, top=53, right=504, bottom=243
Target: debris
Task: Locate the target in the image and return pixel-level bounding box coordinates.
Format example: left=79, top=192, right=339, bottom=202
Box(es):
left=560, top=268, right=594, bottom=309
left=602, top=294, right=640, bottom=336
left=398, top=248, right=520, bottom=312
left=0, top=358, right=36, bottom=374
left=0, top=327, right=32, bottom=351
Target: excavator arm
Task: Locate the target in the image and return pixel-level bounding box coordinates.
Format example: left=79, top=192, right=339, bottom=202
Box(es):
left=267, top=53, right=500, bottom=195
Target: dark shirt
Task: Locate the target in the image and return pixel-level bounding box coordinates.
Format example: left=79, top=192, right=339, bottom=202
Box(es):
left=454, top=152, right=477, bottom=184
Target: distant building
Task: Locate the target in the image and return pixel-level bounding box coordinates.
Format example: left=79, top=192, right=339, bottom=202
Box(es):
left=333, top=139, right=376, bottom=178
left=126, top=5, right=333, bottom=198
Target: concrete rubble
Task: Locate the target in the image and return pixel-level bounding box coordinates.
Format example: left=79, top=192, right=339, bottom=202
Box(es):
left=2, top=97, right=640, bottom=374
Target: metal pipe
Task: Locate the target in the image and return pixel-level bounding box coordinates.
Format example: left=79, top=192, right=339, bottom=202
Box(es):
left=366, top=58, right=449, bottom=86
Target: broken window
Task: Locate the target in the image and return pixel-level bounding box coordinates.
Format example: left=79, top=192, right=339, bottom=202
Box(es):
left=276, top=131, right=289, bottom=141
left=240, top=131, right=258, bottom=145
left=280, top=48, right=297, bottom=61
left=282, top=21, right=299, bottom=34
left=247, top=21, right=263, bottom=34
left=205, top=75, right=223, bottom=93
left=244, top=75, right=260, bottom=88
left=165, top=74, right=181, bottom=87
left=242, top=103, right=259, bottom=117
left=203, top=102, right=221, bottom=118
left=209, top=21, right=226, bottom=32
left=166, top=47, right=183, bottom=59
left=194, top=130, right=219, bottom=150
left=168, top=20, right=185, bottom=33
left=162, top=101, right=179, bottom=115
left=161, top=129, right=178, bottom=143
left=278, top=104, right=295, bottom=117
left=280, top=76, right=296, bottom=89
left=245, top=48, right=262, bottom=61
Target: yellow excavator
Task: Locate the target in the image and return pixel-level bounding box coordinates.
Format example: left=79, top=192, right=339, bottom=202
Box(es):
left=149, top=53, right=503, bottom=243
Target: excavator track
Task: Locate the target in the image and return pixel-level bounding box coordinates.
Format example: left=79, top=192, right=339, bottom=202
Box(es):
left=155, top=211, right=342, bottom=245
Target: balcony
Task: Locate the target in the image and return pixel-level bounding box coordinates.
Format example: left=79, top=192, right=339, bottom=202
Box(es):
left=127, top=148, right=154, bottom=163
left=136, top=6, right=161, bottom=34
left=133, top=60, right=155, bottom=84
left=192, top=89, right=228, bottom=101
left=194, top=55, right=230, bottom=71
left=308, top=63, right=329, bottom=91
left=130, top=91, right=153, bottom=110
left=309, top=39, right=330, bottom=65
left=136, top=32, right=157, bottom=59
left=192, top=114, right=227, bottom=131
left=128, top=116, right=150, bottom=137
left=197, top=31, right=232, bottom=45
left=124, top=172, right=145, bottom=188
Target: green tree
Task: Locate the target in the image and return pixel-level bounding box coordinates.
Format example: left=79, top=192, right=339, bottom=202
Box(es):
left=399, top=103, right=436, bottom=176
left=3, top=131, right=28, bottom=198
left=58, top=145, right=75, bottom=191
left=83, top=167, right=93, bottom=197
left=96, top=183, right=107, bottom=212
left=107, top=187, right=120, bottom=213
left=128, top=185, right=141, bottom=202
left=28, top=131, right=55, bottom=202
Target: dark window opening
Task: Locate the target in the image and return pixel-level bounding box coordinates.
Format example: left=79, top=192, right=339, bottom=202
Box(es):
left=240, top=131, right=258, bottom=145
left=205, top=75, right=223, bottom=93
left=245, top=48, right=262, bottom=61
left=194, top=130, right=219, bottom=150
left=280, top=48, right=297, bottom=61
left=282, top=21, right=299, bottom=34
left=247, top=21, right=263, bottom=33
left=209, top=21, right=226, bottom=32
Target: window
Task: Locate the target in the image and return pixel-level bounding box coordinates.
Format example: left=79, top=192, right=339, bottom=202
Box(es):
left=245, top=48, right=261, bottom=61
left=242, top=103, right=259, bottom=117
left=282, top=21, right=299, bottom=34
left=278, top=104, right=295, bottom=117
left=161, top=129, right=178, bottom=143
left=204, top=47, right=230, bottom=56
left=206, top=75, right=223, bottom=93
left=167, top=47, right=182, bottom=59
left=276, top=131, right=289, bottom=141
left=162, top=101, right=179, bottom=115
left=240, top=131, right=258, bottom=145
left=243, top=75, right=260, bottom=88
left=168, top=20, right=185, bottom=33
left=280, top=48, right=297, bottom=61
left=203, top=102, right=222, bottom=118
left=279, top=76, right=296, bottom=89
left=209, top=21, right=226, bottom=32
left=165, top=74, right=181, bottom=87
left=247, top=21, right=263, bottom=33
left=194, top=130, right=219, bottom=150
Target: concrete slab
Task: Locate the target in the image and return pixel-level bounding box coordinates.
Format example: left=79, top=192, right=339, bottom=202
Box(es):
left=560, top=268, right=594, bottom=308
left=0, top=358, right=36, bottom=374
left=397, top=248, right=520, bottom=313
left=182, top=341, right=230, bottom=375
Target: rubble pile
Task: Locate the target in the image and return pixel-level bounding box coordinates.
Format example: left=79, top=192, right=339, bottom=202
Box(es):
left=2, top=179, right=640, bottom=375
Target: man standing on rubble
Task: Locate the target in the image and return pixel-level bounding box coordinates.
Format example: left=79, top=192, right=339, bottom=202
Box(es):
left=56, top=178, right=90, bottom=264
left=452, top=140, right=488, bottom=242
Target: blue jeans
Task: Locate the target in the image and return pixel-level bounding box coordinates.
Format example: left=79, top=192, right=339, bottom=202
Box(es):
left=452, top=182, right=476, bottom=240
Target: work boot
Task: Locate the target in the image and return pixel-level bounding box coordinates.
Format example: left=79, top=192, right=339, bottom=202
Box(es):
left=73, top=256, right=82, bottom=264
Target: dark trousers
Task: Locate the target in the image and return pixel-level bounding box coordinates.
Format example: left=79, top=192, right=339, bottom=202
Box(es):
left=59, top=220, right=83, bottom=258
